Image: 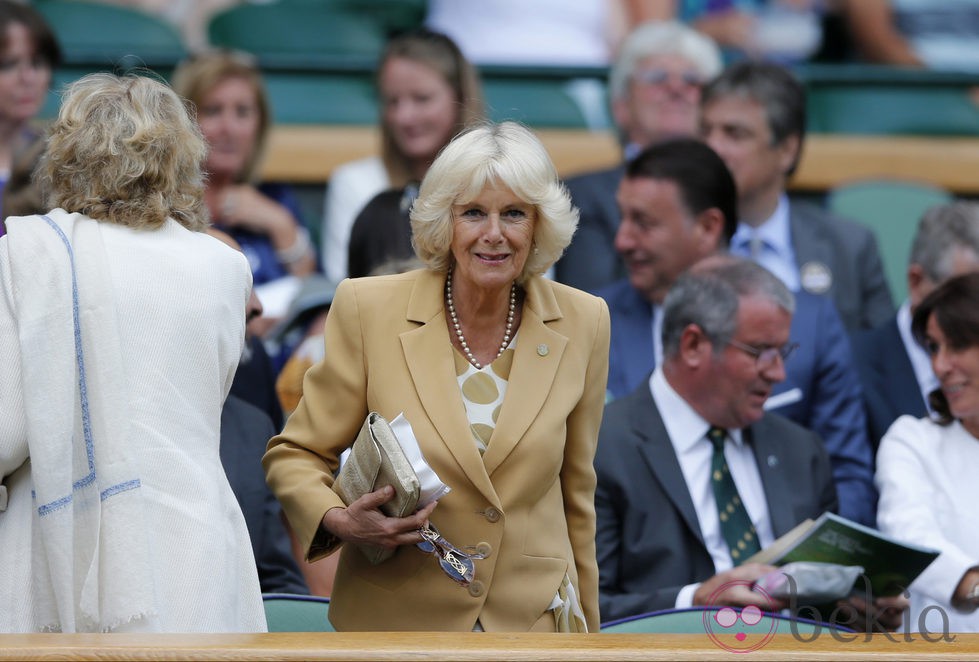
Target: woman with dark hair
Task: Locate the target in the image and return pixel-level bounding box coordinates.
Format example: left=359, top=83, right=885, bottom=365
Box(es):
left=321, top=28, right=483, bottom=281
left=0, top=0, right=60, bottom=236
left=876, top=271, right=979, bottom=633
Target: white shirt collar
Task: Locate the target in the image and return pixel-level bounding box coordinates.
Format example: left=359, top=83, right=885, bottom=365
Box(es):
left=897, top=300, right=940, bottom=413
left=730, top=194, right=800, bottom=291
left=650, top=367, right=745, bottom=452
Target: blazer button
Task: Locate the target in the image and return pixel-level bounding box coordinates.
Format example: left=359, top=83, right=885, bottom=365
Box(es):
left=468, top=580, right=486, bottom=597
left=475, top=542, right=492, bottom=558
left=483, top=507, right=501, bottom=523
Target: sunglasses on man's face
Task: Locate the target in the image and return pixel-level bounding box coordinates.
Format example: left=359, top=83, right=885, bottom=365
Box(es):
left=417, top=523, right=484, bottom=586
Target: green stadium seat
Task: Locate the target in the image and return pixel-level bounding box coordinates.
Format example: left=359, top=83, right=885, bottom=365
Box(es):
left=801, top=65, right=979, bottom=135
left=208, top=4, right=386, bottom=60
left=324, top=0, right=427, bottom=37
left=263, top=72, right=377, bottom=125
left=827, top=178, right=954, bottom=302
left=34, top=0, right=187, bottom=66
left=482, top=78, right=590, bottom=128
left=808, top=87, right=979, bottom=135
left=262, top=593, right=335, bottom=632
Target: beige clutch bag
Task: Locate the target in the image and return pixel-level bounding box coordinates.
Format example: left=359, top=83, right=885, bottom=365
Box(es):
left=334, top=412, right=421, bottom=564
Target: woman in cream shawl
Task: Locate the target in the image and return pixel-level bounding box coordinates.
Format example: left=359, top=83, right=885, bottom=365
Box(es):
left=0, top=73, right=265, bottom=632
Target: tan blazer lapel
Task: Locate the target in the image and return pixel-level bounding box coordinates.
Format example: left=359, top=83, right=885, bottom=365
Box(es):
left=401, top=270, right=499, bottom=504
left=483, top=277, right=566, bottom=475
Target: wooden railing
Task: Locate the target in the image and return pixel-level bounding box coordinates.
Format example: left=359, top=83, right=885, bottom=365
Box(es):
left=262, top=126, right=979, bottom=195
left=1, top=632, right=977, bottom=661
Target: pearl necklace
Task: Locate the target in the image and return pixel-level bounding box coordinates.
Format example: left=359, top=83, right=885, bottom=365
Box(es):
left=445, top=268, right=516, bottom=370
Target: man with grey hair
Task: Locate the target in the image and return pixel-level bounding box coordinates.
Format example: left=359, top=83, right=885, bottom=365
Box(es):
left=556, top=20, right=722, bottom=292
left=853, top=201, right=979, bottom=450
left=595, top=256, right=838, bottom=621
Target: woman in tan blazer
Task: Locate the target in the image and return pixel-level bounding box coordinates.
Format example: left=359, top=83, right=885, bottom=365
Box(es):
left=263, top=122, right=609, bottom=632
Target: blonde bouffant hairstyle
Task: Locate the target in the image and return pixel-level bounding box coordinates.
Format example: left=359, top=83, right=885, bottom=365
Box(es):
left=37, top=72, right=208, bottom=231
left=410, top=122, right=578, bottom=284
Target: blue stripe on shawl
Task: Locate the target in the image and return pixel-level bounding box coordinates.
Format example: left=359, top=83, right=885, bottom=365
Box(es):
left=34, top=215, right=141, bottom=517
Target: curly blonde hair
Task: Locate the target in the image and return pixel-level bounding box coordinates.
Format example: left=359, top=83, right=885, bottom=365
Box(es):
left=37, top=72, right=208, bottom=231
left=410, top=122, right=578, bottom=283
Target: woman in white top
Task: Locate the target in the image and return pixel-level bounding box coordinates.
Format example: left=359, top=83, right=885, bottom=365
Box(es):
left=0, top=73, right=265, bottom=633
left=877, top=271, right=979, bottom=633
left=320, top=29, right=483, bottom=282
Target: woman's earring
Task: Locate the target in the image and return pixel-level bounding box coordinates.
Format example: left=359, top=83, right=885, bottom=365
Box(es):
left=532, top=243, right=540, bottom=256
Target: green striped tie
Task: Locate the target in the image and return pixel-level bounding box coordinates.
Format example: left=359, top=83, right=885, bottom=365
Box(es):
left=707, top=426, right=761, bottom=565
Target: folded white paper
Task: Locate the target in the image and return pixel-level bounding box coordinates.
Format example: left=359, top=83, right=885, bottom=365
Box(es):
left=764, top=387, right=803, bottom=411
left=390, top=413, right=451, bottom=507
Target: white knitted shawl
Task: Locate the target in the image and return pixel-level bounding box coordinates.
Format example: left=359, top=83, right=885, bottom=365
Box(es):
left=7, top=211, right=155, bottom=631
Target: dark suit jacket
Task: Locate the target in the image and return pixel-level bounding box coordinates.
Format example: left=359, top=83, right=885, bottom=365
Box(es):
left=789, top=201, right=894, bottom=332
left=221, top=395, right=308, bottom=595
left=595, top=384, right=838, bottom=622
left=596, top=278, right=875, bottom=525
left=851, top=316, right=928, bottom=453
left=231, top=335, right=285, bottom=430
left=556, top=165, right=626, bottom=292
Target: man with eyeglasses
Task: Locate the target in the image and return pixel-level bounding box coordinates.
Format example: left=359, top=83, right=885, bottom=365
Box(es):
left=594, top=138, right=875, bottom=527
left=595, top=256, right=838, bottom=622
left=555, top=20, right=722, bottom=293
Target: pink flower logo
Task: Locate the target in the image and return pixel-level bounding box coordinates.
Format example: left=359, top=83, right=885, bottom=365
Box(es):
left=702, top=581, right=778, bottom=653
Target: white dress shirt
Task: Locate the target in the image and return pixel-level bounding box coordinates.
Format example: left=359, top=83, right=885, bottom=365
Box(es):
left=650, top=304, right=663, bottom=368
left=896, top=300, right=940, bottom=415
left=649, top=368, right=776, bottom=607
left=730, top=194, right=801, bottom=292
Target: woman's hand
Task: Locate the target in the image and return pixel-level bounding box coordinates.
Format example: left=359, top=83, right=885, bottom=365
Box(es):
left=952, top=568, right=979, bottom=612
left=220, top=185, right=316, bottom=276
left=220, top=185, right=294, bottom=237
left=322, top=486, right=438, bottom=552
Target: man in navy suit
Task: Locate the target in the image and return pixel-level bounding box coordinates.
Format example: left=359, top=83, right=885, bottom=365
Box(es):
left=556, top=21, right=722, bottom=292
left=853, top=202, right=979, bottom=451
left=700, top=61, right=894, bottom=332
left=596, top=258, right=837, bottom=621
left=596, top=139, right=876, bottom=526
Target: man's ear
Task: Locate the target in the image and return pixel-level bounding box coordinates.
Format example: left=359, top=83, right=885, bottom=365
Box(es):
left=694, top=208, right=725, bottom=254
left=778, top=133, right=802, bottom=176
left=677, top=323, right=711, bottom=368
left=907, top=263, right=932, bottom=310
